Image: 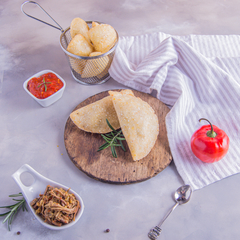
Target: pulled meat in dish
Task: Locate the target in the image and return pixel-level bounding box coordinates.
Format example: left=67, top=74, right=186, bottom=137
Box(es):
left=31, top=185, right=80, bottom=226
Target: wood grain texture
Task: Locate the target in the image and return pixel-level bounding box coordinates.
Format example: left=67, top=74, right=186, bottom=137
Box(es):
left=64, top=89, right=172, bottom=184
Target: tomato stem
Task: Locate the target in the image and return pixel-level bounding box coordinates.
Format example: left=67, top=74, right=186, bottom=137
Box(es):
left=199, top=118, right=217, bottom=138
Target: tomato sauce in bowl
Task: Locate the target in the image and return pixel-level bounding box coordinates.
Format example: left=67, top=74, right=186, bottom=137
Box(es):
left=23, top=70, right=66, bottom=107
left=27, top=72, right=64, bottom=99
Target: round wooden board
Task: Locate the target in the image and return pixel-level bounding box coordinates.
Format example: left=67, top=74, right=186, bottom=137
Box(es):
left=64, top=89, right=172, bottom=184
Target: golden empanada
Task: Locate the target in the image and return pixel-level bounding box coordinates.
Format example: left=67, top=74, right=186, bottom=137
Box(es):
left=81, top=52, right=109, bottom=78
left=88, top=24, right=117, bottom=53
left=67, top=34, right=93, bottom=57
left=70, top=96, right=120, bottom=133
left=92, top=21, right=99, bottom=28
left=89, top=52, right=103, bottom=56
left=70, top=17, right=90, bottom=42
left=69, top=57, right=86, bottom=75
left=109, top=90, right=159, bottom=161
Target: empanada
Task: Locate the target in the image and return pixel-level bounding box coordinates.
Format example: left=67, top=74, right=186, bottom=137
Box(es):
left=70, top=17, right=90, bottom=42
left=89, top=52, right=102, bottom=56
left=70, top=96, right=120, bottom=133
left=92, top=21, right=99, bottom=28
left=109, top=90, right=159, bottom=161
left=88, top=24, right=117, bottom=53
left=67, top=34, right=93, bottom=57
left=69, top=57, right=86, bottom=75
left=81, top=52, right=109, bottom=78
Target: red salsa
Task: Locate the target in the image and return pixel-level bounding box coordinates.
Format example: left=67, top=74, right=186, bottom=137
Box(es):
left=27, top=72, right=64, bottom=99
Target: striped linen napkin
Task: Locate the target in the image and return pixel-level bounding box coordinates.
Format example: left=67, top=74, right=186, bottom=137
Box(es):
left=109, top=32, right=240, bottom=190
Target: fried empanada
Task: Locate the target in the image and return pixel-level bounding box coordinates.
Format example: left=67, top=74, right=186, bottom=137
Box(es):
left=92, top=21, right=99, bottom=28
left=69, top=57, right=86, bottom=75
left=70, top=96, right=120, bottom=133
left=89, top=52, right=103, bottom=56
left=81, top=52, right=109, bottom=78
left=88, top=24, right=117, bottom=53
left=67, top=34, right=93, bottom=57
left=70, top=17, right=90, bottom=42
left=109, top=90, right=159, bottom=161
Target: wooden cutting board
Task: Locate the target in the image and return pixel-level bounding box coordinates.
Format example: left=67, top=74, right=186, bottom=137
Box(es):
left=64, top=89, right=172, bottom=184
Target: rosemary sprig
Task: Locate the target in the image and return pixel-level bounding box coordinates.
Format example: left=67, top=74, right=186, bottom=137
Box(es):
left=98, top=119, right=126, bottom=158
left=37, top=78, right=51, bottom=92
left=0, top=193, right=27, bottom=231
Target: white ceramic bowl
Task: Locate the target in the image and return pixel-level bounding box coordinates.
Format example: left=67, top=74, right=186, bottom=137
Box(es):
left=23, top=70, right=66, bottom=107
left=12, top=164, right=84, bottom=230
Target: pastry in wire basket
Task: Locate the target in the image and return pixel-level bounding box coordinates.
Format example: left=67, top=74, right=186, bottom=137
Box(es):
left=67, top=34, right=93, bottom=57
left=88, top=23, right=117, bottom=53
left=70, top=17, right=91, bottom=43
left=81, top=52, right=109, bottom=78
left=66, top=17, right=117, bottom=79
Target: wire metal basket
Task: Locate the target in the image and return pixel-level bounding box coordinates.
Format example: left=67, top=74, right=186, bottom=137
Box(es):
left=21, top=1, right=118, bottom=85
left=60, top=24, right=118, bottom=85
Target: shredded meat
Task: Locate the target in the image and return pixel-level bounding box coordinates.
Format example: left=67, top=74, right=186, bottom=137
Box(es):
left=30, top=185, right=80, bottom=226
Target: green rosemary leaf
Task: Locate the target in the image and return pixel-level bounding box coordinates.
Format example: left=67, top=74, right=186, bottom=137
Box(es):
left=105, top=133, right=112, bottom=137
left=114, top=147, right=118, bottom=158
left=98, top=142, right=109, bottom=148
left=12, top=199, right=22, bottom=202
left=9, top=193, right=22, bottom=197
left=3, top=201, right=21, bottom=224
left=22, top=202, right=28, bottom=212
left=112, top=143, right=122, bottom=147
left=120, top=141, right=126, bottom=152
left=37, top=83, right=43, bottom=88
left=98, top=119, right=126, bottom=158
left=37, top=78, right=51, bottom=92
left=0, top=211, right=11, bottom=217
left=98, top=146, right=109, bottom=151
left=111, top=146, right=117, bottom=158
left=0, top=205, right=13, bottom=209
left=9, top=209, right=18, bottom=227
left=101, top=135, right=111, bottom=143
left=97, top=142, right=110, bottom=151
left=0, top=193, right=27, bottom=231
left=106, top=119, right=115, bottom=131
left=22, top=203, right=25, bottom=212
left=116, top=137, right=126, bottom=141
left=3, top=211, right=12, bottom=224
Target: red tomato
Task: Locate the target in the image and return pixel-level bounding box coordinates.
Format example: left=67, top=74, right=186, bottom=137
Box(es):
left=27, top=72, right=63, bottom=99
left=191, top=118, right=229, bottom=163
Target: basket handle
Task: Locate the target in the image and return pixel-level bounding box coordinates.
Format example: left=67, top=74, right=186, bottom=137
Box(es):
left=21, top=1, right=64, bottom=32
